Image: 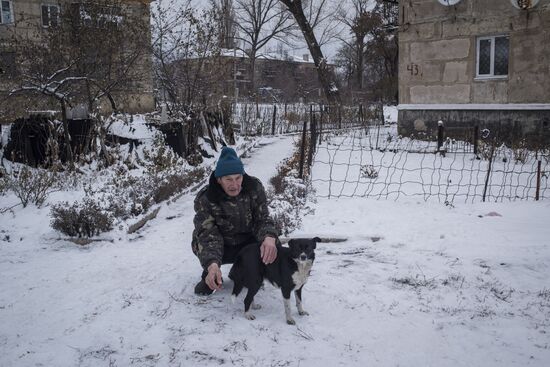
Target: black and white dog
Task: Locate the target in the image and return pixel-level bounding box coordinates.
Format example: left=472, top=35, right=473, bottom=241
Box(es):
left=228, top=237, right=320, bottom=325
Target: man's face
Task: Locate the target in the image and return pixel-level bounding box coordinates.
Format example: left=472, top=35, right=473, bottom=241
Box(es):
left=217, top=174, right=243, bottom=197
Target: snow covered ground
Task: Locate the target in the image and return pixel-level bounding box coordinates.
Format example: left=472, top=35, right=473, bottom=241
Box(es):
left=1, top=133, right=549, bottom=367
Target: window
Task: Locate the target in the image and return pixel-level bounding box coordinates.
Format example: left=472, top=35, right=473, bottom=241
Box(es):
left=476, top=35, right=509, bottom=78
left=42, top=4, right=60, bottom=27
left=1, top=0, right=13, bottom=24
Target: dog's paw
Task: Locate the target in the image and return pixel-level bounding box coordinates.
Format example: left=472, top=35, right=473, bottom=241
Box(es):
left=251, top=303, right=262, bottom=310
left=286, top=318, right=296, bottom=325
left=298, top=310, right=309, bottom=316
left=245, top=312, right=256, bottom=320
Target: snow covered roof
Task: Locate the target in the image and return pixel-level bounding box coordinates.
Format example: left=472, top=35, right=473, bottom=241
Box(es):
left=219, top=49, right=315, bottom=64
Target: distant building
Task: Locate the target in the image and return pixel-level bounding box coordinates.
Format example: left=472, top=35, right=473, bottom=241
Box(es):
left=397, top=0, right=550, bottom=144
left=166, top=49, right=329, bottom=105
left=0, top=0, right=155, bottom=123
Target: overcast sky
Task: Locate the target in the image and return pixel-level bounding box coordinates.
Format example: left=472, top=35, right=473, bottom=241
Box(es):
left=156, top=0, right=373, bottom=62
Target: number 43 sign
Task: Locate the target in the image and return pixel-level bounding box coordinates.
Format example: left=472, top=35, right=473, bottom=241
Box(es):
left=407, top=63, right=420, bottom=76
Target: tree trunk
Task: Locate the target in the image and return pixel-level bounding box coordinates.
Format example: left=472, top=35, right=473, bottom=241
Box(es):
left=356, top=36, right=364, bottom=91
left=249, top=53, right=257, bottom=98
left=279, top=0, right=341, bottom=104
left=60, top=100, right=75, bottom=169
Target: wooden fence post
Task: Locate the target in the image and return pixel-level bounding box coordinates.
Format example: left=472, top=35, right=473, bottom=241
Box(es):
left=482, top=145, right=495, bottom=202
left=437, top=120, right=444, bottom=154
left=473, top=125, right=479, bottom=155
left=299, top=115, right=308, bottom=179
left=536, top=160, right=542, bottom=201
left=271, top=104, right=277, bottom=135
left=308, top=111, right=316, bottom=169
left=338, top=104, right=342, bottom=130
left=318, top=104, right=323, bottom=145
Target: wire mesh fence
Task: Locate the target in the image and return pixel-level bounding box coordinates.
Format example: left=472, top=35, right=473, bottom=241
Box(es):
left=232, top=102, right=384, bottom=136
left=310, top=126, right=549, bottom=203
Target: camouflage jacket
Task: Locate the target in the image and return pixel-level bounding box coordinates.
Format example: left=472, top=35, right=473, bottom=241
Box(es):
left=191, top=173, right=278, bottom=269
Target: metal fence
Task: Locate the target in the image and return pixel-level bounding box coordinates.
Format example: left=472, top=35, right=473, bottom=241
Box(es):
left=232, top=102, right=384, bottom=136
left=309, top=126, right=549, bottom=203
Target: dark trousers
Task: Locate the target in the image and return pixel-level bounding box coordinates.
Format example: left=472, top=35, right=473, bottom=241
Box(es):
left=200, top=242, right=257, bottom=279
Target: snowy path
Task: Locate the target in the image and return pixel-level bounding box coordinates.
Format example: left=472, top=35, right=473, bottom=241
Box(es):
left=0, top=136, right=297, bottom=367
left=1, top=133, right=550, bottom=367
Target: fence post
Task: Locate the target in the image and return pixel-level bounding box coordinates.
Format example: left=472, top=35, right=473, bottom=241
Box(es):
left=482, top=145, right=495, bottom=202
left=271, top=104, right=277, bottom=135
left=338, top=104, right=342, bottom=130
left=308, top=111, right=316, bottom=168
left=536, top=160, right=542, bottom=201
left=318, top=105, right=323, bottom=145
left=437, top=120, right=444, bottom=154
left=473, top=125, right=479, bottom=155
left=299, top=109, right=309, bottom=179
left=375, top=123, right=381, bottom=151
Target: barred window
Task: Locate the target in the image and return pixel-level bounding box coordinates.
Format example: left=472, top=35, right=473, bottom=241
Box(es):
left=42, top=4, right=60, bottom=27
left=476, top=35, right=509, bottom=78
left=1, top=0, right=13, bottom=24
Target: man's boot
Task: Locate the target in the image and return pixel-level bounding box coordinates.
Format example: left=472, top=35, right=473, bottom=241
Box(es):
left=194, top=270, right=213, bottom=295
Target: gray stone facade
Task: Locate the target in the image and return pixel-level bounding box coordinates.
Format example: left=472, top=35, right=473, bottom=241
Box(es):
left=398, top=0, right=550, bottom=145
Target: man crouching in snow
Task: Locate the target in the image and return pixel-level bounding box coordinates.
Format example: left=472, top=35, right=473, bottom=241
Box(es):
left=191, top=146, right=279, bottom=295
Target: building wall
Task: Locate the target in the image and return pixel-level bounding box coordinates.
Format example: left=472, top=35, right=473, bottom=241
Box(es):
left=399, top=0, right=550, bottom=105
left=170, top=55, right=326, bottom=105
left=397, top=0, right=550, bottom=143
left=0, top=0, right=155, bottom=123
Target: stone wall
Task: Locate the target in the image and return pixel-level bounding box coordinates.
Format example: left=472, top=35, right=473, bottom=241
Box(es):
left=398, top=0, right=550, bottom=105
left=398, top=108, right=550, bottom=148
left=397, top=0, right=550, bottom=144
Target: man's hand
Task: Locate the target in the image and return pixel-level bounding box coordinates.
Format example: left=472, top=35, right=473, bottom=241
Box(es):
left=260, top=236, right=277, bottom=264
left=205, top=262, right=223, bottom=291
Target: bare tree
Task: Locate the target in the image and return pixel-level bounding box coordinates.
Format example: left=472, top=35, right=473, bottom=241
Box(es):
left=213, top=0, right=237, bottom=49
left=334, top=0, right=398, bottom=103
left=364, top=0, right=399, bottom=103
left=152, top=0, right=225, bottom=109
left=302, top=0, right=342, bottom=47
left=279, top=0, right=341, bottom=104
left=151, top=0, right=195, bottom=111
left=335, top=0, right=371, bottom=92
left=8, top=0, right=151, bottom=167
left=233, top=0, right=295, bottom=97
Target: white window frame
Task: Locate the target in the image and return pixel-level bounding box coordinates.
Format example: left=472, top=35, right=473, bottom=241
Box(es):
left=41, top=4, right=60, bottom=27
left=0, top=0, right=14, bottom=25
left=475, top=35, right=509, bottom=80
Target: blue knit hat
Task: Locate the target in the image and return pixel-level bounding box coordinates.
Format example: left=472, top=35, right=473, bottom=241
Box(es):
left=214, top=147, right=245, bottom=178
